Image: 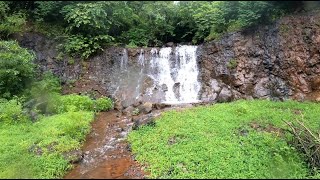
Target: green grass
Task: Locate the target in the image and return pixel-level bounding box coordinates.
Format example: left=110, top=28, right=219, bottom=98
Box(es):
left=128, top=99, right=320, bottom=179
left=0, top=111, right=94, bottom=178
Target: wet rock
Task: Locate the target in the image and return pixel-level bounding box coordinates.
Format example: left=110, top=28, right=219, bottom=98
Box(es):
left=133, top=101, right=142, bottom=108
left=161, top=84, right=168, bottom=92
left=132, top=116, right=140, bottom=122
left=153, top=103, right=170, bottom=110
left=217, top=87, right=233, bottom=102
left=210, top=79, right=221, bottom=93
left=114, top=100, right=123, bottom=111
left=173, top=82, right=180, bottom=98
left=123, top=106, right=135, bottom=116
left=254, top=78, right=270, bottom=98
left=63, top=149, right=83, bottom=164
left=29, top=110, right=39, bottom=122
left=132, top=115, right=155, bottom=130
left=29, top=144, right=43, bottom=156
left=121, top=100, right=133, bottom=110
left=138, top=102, right=153, bottom=114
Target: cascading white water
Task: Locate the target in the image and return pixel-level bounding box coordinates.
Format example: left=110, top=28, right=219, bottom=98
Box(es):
left=114, top=45, right=201, bottom=105
left=149, top=46, right=201, bottom=103
left=135, top=49, right=145, bottom=99
left=120, top=49, right=128, bottom=70
left=138, top=49, right=145, bottom=66
left=150, top=47, right=178, bottom=102
left=175, top=45, right=201, bottom=102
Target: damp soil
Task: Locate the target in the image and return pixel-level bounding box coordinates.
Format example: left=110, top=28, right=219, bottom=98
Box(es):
left=64, top=110, right=147, bottom=179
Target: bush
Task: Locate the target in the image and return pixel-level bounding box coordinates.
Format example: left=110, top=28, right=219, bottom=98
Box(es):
left=0, top=2, right=26, bottom=38
left=63, top=34, right=114, bottom=59
left=95, top=97, right=113, bottom=111
left=53, top=94, right=94, bottom=113
left=47, top=94, right=114, bottom=114
left=0, top=98, right=28, bottom=124
left=0, top=40, right=35, bottom=99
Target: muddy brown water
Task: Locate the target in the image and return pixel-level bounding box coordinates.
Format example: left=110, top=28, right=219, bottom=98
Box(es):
left=64, top=110, right=147, bottom=179
left=63, top=104, right=197, bottom=179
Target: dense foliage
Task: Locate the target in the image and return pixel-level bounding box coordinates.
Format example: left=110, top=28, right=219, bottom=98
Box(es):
left=1, top=1, right=316, bottom=58
left=0, top=40, right=35, bottom=99
left=0, top=1, right=26, bottom=38
left=128, top=100, right=320, bottom=178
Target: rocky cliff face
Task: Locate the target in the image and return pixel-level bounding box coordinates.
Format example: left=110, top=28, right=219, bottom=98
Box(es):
left=198, top=12, right=320, bottom=102
left=13, top=11, right=320, bottom=109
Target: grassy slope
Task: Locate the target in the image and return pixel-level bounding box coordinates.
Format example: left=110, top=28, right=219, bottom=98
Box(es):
left=128, top=99, right=320, bottom=178
left=0, top=111, right=94, bottom=178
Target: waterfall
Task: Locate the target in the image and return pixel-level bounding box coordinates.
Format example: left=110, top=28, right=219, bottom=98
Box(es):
left=138, top=49, right=145, bottom=66
left=120, top=49, right=128, bottom=70
left=175, top=45, right=201, bottom=102
left=149, top=46, right=201, bottom=103
left=113, top=45, right=201, bottom=105
left=135, top=49, right=145, bottom=99
left=150, top=47, right=178, bottom=102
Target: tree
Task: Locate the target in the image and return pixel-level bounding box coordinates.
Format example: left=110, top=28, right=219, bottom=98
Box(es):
left=0, top=41, right=35, bottom=99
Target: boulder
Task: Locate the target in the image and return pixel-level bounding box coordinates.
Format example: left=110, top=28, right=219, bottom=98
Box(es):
left=161, top=84, right=168, bottom=92
left=122, top=106, right=135, bottom=116
left=217, top=87, right=233, bottom=102
left=138, top=102, right=153, bottom=114
left=153, top=103, right=170, bottom=110
left=133, top=101, right=142, bottom=108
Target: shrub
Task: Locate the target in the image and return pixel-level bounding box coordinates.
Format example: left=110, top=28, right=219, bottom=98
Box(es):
left=95, top=97, right=113, bottom=111
left=0, top=40, right=35, bottom=99
left=0, top=1, right=26, bottom=38
left=0, top=98, right=28, bottom=124
left=63, top=34, right=114, bottom=59
left=53, top=94, right=94, bottom=113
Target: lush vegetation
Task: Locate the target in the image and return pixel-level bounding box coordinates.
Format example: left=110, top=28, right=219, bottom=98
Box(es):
left=128, top=100, right=320, bottom=178
left=1, top=1, right=317, bottom=59
left=0, top=40, right=114, bottom=178
left=0, top=40, right=35, bottom=99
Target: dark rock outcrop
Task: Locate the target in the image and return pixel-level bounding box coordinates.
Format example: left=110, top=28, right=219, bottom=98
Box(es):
left=198, top=12, right=320, bottom=102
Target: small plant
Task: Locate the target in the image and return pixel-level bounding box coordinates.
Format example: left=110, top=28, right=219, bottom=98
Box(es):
left=56, top=52, right=64, bottom=61
left=68, top=57, right=75, bottom=65
left=66, top=79, right=76, bottom=86
left=95, top=97, right=113, bottom=111
left=227, top=58, right=238, bottom=69
left=0, top=98, right=28, bottom=124
left=125, top=41, right=138, bottom=48
left=132, top=108, right=140, bottom=116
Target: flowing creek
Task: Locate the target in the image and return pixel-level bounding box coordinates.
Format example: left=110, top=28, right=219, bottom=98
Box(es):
left=64, top=110, right=148, bottom=179
left=64, top=103, right=199, bottom=179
